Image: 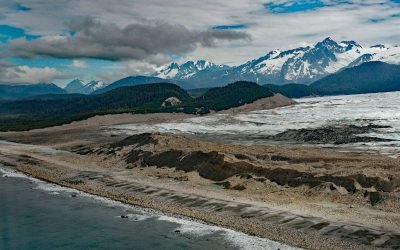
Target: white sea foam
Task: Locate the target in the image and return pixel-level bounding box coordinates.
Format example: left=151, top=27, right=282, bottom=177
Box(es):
left=0, top=166, right=38, bottom=181
left=157, top=215, right=300, bottom=250
left=115, top=214, right=152, bottom=222
left=158, top=215, right=222, bottom=237
left=35, top=182, right=77, bottom=193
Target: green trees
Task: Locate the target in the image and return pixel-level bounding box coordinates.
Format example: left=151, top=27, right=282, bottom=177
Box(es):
left=0, top=81, right=274, bottom=131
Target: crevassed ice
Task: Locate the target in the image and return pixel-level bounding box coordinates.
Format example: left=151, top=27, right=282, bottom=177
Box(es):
left=114, top=91, right=400, bottom=157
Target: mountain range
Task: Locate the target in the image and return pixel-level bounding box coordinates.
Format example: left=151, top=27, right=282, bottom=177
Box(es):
left=1, top=37, right=400, bottom=100
left=62, top=37, right=400, bottom=93
left=154, top=37, right=400, bottom=88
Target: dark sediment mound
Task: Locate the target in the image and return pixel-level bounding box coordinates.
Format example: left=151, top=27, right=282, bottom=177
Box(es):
left=128, top=149, right=254, bottom=181
left=111, top=133, right=158, bottom=148
left=81, top=133, right=400, bottom=206
left=129, top=147, right=398, bottom=204
left=273, top=124, right=393, bottom=144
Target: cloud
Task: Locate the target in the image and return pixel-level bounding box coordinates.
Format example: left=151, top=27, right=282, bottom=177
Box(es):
left=96, top=60, right=160, bottom=83
left=0, top=0, right=399, bottom=67
left=6, top=19, right=250, bottom=61
left=0, top=61, right=75, bottom=84
left=70, top=59, right=88, bottom=68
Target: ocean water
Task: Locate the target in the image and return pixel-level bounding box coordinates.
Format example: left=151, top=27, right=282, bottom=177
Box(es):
left=114, top=91, right=400, bottom=157
left=0, top=166, right=297, bottom=250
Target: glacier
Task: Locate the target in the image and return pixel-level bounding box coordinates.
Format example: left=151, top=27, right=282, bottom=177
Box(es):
left=114, top=91, right=400, bottom=158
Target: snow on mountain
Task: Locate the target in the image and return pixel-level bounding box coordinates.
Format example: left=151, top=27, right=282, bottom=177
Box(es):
left=83, top=80, right=107, bottom=92
left=370, top=45, right=400, bottom=64
left=154, top=38, right=400, bottom=87
left=64, top=79, right=109, bottom=94
left=155, top=60, right=230, bottom=80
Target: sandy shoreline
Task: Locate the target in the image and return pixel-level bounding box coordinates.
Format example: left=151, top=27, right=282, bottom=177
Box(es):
left=0, top=112, right=399, bottom=249
left=0, top=160, right=365, bottom=250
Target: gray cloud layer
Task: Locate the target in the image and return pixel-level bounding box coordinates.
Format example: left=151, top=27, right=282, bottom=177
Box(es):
left=7, top=19, right=250, bottom=61
left=0, top=61, right=75, bottom=84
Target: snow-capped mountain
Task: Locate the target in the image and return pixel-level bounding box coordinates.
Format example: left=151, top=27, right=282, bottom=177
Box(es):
left=155, top=60, right=229, bottom=80
left=239, top=37, right=400, bottom=84
left=154, top=38, right=400, bottom=88
left=64, top=79, right=108, bottom=94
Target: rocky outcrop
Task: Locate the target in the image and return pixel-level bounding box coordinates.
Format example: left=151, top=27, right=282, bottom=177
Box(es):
left=273, top=124, right=394, bottom=144
left=161, top=97, right=182, bottom=107
left=111, top=133, right=157, bottom=148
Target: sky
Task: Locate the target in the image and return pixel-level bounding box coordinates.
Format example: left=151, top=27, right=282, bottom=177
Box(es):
left=0, top=0, right=399, bottom=86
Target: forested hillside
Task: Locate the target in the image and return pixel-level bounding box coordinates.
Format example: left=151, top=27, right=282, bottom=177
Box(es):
left=0, top=81, right=275, bottom=131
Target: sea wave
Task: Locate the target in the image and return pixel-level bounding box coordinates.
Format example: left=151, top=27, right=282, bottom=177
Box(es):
left=157, top=215, right=299, bottom=250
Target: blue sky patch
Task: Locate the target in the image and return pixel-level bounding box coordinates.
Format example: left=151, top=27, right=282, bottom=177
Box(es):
left=0, top=25, right=39, bottom=42
left=369, top=18, right=386, bottom=23
left=10, top=57, right=69, bottom=69
left=16, top=4, right=31, bottom=11
left=265, top=1, right=326, bottom=14
left=265, top=0, right=353, bottom=14
left=213, top=24, right=248, bottom=30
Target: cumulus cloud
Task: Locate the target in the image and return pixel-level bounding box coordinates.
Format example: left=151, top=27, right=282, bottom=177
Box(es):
left=6, top=19, right=250, bottom=61
left=70, top=59, right=88, bottom=68
left=0, top=61, right=75, bottom=84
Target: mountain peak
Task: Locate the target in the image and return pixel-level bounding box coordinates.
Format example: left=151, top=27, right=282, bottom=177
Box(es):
left=65, top=79, right=86, bottom=93
left=318, top=37, right=339, bottom=48
left=69, top=79, right=85, bottom=85
left=323, top=37, right=335, bottom=43
left=167, top=62, right=180, bottom=69
left=194, top=60, right=212, bottom=69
